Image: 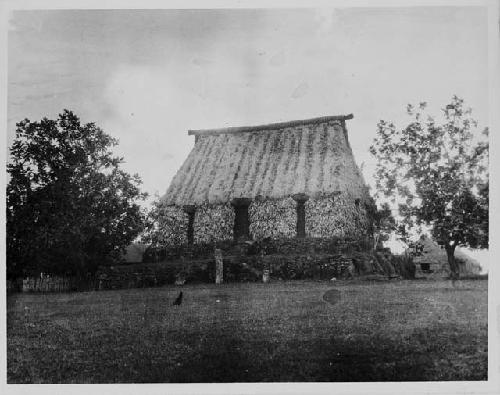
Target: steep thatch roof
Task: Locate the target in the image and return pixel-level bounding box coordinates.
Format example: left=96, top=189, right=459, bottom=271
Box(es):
left=162, top=114, right=370, bottom=206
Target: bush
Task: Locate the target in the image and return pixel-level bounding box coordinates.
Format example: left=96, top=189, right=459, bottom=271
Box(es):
left=351, top=252, right=378, bottom=274
left=374, top=252, right=397, bottom=276
left=392, top=254, right=416, bottom=279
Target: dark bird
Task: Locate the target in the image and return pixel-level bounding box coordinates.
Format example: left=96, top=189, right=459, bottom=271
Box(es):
left=173, top=291, right=183, bottom=306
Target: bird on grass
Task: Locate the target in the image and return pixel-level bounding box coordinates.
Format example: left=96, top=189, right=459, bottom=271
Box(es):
left=173, top=291, right=183, bottom=306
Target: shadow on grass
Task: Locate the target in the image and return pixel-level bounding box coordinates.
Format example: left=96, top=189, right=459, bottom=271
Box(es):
left=7, top=319, right=487, bottom=383
left=165, top=323, right=486, bottom=382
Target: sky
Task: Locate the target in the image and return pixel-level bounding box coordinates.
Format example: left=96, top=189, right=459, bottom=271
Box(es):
left=7, top=7, right=489, bottom=203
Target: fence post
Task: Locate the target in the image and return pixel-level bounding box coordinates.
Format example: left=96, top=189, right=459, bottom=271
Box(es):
left=261, top=251, right=270, bottom=283
left=215, top=248, right=223, bottom=284
left=262, top=269, right=270, bottom=283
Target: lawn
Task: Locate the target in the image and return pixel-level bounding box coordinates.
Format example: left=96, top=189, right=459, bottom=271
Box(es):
left=7, top=279, right=487, bottom=383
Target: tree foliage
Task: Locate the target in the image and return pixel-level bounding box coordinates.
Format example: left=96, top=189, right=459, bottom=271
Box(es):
left=7, top=110, right=147, bottom=278
left=372, top=202, right=397, bottom=248
left=140, top=196, right=188, bottom=248
left=369, top=96, right=488, bottom=277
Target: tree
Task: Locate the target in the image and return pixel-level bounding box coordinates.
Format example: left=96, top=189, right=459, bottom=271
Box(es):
left=7, top=110, right=147, bottom=278
left=140, top=195, right=188, bottom=248
left=139, top=194, right=194, bottom=263
left=371, top=202, right=397, bottom=250
left=369, top=96, right=488, bottom=279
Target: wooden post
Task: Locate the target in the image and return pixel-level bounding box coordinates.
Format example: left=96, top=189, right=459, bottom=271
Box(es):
left=231, top=198, right=252, bottom=241
left=262, top=269, right=270, bottom=283
left=215, top=248, right=223, bottom=284
left=183, top=205, right=196, bottom=245
left=292, top=193, right=309, bottom=238
left=261, top=250, right=270, bottom=283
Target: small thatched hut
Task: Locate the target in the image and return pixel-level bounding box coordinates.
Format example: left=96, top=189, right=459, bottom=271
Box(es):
left=160, top=114, right=375, bottom=246
left=409, top=235, right=482, bottom=276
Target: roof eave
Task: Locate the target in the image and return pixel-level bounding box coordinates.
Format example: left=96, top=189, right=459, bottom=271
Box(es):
left=188, top=113, right=354, bottom=136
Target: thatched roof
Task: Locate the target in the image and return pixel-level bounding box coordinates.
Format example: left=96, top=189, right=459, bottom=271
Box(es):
left=162, top=114, right=370, bottom=206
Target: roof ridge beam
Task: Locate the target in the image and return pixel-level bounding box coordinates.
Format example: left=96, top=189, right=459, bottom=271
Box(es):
left=188, top=114, right=354, bottom=136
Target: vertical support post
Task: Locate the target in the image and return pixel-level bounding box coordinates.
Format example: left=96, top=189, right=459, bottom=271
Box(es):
left=214, top=248, right=223, bottom=284
left=292, top=193, right=309, bottom=238
left=231, top=198, right=252, bottom=241
left=183, top=205, right=196, bottom=245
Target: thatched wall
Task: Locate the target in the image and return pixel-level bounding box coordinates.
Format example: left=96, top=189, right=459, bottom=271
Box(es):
left=249, top=197, right=296, bottom=239
left=193, top=203, right=234, bottom=244
left=305, top=193, right=372, bottom=238
left=158, top=193, right=372, bottom=246
left=158, top=204, right=235, bottom=246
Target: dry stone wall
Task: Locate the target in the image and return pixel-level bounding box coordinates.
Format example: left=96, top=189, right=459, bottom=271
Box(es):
left=97, top=253, right=365, bottom=289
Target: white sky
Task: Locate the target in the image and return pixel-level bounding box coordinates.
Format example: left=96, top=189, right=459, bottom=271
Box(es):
left=7, top=7, right=489, bottom=204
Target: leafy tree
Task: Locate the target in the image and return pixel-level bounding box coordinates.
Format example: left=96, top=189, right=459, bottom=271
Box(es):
left=7, top=110, right=147, bottom=278
left=369, top=96, right=488, bottom=279
left=372, top=202, right=397, bottom=248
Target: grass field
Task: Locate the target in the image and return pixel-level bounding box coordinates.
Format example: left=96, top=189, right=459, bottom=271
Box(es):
left=7, top=279, right=487, bottom=383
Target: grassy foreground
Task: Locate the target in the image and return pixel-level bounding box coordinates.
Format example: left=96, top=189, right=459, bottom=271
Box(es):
left=7, top=279, right=487, bottom=383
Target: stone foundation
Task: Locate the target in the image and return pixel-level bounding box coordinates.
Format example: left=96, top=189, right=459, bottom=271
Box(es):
left=97, top=246, right=413, bottom=290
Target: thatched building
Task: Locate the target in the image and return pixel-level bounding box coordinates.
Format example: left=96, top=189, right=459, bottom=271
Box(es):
left=409, top=235, right=482, bottom=276
left=160, top=114, right=375, bottom=246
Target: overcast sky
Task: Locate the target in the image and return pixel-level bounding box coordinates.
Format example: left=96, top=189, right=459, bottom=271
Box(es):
left=7, top=7, right=489, bottom=203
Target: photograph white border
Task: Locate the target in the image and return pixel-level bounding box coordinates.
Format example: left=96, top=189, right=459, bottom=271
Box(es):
left=1, top=0, right=498, bottom=394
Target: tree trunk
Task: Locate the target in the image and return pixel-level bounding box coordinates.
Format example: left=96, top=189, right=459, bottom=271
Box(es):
left=445, top=244, right=459, bottom=280
left=373, top=233, right=380, bottom=251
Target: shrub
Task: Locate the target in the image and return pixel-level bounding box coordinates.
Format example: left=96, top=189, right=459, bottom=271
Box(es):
left=392, top=254, right=416, bottom=279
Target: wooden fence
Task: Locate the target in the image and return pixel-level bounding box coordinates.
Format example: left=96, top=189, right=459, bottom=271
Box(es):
left=16, top=276, right=99, bottom=293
